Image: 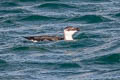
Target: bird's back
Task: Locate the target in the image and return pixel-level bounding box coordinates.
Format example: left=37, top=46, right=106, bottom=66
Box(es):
left=24, top=35, right=64, bottom=42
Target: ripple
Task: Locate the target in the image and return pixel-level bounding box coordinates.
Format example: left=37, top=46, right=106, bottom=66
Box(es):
left=18, top=0, right=38, bottom=2
left=12, top=46, right=30, bottom=51
left=96, top=53, right=120, bottom=64
left=88, top=0, right=111, bottom=3
left=21, top=15, right=65, bottom=21
left=0, top=9, right=30, bottom=15
left=24, top=61, right=80, bottom=69
left=59, top=63, right=80, bottom=68
left=36, top=3, right=76, bottom=9
left=66, top=15, right=111, bottom=23
left=115, top=13, right=120, bottom=17
left=0, top=59, right=8, bottom=67
left=77, top=32, right=110, bottom=39
left=82, top=53, right=120, bottom=65
left=11, top=46, right=51, bottom=52
left=0, top=2, right=19, bottom=7
left=1, top=19, right=20, bottom=28
left=19, top=0, right=59, bottom=3
left=44, top=0, right=60, bottom=1
left=53, top=39, right=104, bottom=49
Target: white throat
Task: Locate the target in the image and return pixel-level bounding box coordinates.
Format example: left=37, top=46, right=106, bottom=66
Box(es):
left=64, top=30, right=77, bottom=40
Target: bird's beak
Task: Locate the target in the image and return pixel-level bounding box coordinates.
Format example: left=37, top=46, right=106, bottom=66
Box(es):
left=76, top=28, right=80, bottom=31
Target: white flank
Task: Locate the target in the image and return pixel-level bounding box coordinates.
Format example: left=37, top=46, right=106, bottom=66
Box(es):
left=31, top=40, right=38, bottom=42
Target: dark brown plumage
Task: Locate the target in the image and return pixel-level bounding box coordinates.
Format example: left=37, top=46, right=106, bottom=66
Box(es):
left=24, top=35, right=64, bottom=41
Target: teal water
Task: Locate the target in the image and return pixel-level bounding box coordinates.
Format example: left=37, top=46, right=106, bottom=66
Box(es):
left=0, top=0, right=120, bottom=80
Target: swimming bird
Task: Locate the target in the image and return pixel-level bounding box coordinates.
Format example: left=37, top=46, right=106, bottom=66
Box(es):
left=24, top=26, right=79, bottom=42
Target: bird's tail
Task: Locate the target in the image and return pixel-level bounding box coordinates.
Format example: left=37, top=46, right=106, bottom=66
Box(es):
left=24, top=37, right=34, bottom=40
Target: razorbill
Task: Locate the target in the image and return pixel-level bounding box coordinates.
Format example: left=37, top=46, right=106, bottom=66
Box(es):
left=24, top=26, right=80, bottom=42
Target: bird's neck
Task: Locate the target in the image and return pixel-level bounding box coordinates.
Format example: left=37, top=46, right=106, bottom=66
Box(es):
left=64, top=31, right=74, bottom=40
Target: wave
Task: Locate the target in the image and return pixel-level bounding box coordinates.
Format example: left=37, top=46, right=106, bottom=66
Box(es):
left=11, top=46, right=51, bottom=52
left=82, top=53, right=120, bottom=65
left=43, top=0, right=59, bottom=1
left=21, top=15, right=65, bottom=21
left=53, top=39, right=104, bottom=49
left=12, top=46, right=30, bottom=51
left=0, top=2, right=19, bottom=7
left=77, top=32, right=110, bottom=39
left=66, top=15, right=111, bottom=23
left=36, top=3, right=76, bottom=9
left=79, top=0, right=111, bottom=3
left=0, top=9, right=30, bottom=14
left=19, top=0, right=59, bottom=2
left=91, top=0, right=111, bottom=2
left=0, top=59, right=8, bottom=67
left=115, top=13, right=120, bottom=17
left=24, top=61, right=80, bottom=69
left=19, top=0, right=38, bottom=2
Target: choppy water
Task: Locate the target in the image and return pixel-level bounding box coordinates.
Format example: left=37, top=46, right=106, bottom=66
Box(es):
left=0, top=0, right=120, bottom=80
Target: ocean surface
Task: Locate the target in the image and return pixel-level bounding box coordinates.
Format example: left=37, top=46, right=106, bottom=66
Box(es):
left=0, top=0, right=120, bottom=80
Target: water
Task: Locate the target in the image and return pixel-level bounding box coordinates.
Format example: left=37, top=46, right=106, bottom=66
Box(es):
left=0, top=0, right=120, bottom=80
